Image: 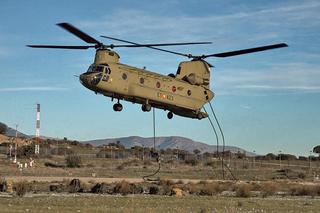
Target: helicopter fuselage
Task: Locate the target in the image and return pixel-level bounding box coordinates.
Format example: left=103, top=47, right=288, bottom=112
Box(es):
left=79, top=50, right=214, bottom=119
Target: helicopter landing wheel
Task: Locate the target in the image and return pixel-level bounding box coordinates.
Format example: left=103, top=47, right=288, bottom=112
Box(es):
left=142, top=104, right=152, bottom=112
left=197, top=113, right=203, bottom=120
left=113, top=103, right=123, bottom=112
left=167, top=112, right=173, bottom=119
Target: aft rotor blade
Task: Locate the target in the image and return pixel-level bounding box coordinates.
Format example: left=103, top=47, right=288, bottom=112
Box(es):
left=204, top=43, right=288, bottom=58
left=57, top=23, right=101, bottom=45
left=27, top=45, right=94, bottom=49
left=101, top=35, right=191, bottom=57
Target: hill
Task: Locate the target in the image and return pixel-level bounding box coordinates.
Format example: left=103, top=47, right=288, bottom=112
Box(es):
left=84, top=136, right=254, bottom=155
left=5, top=126, right=31, bottom=138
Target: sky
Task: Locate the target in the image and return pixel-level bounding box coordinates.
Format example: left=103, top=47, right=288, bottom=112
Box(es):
left=0, top=0, right=320, bottom=156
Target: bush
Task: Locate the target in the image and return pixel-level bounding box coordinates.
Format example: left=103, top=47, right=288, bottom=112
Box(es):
left=159, top=179, right=175, bottom=195
left=261, top=182, right=278, bottom=197
left=184, top=159, right=198, bottom=166
left=17, top=145, right=35, bottom=158
left=235, top=184, right=252, bottom=197
left=185, top=182, right=201, bottom=195
left=69, top=179, right=82, bottom=193
left=0, top=178, right=7, bottom=192
left=289, top=185, right=319, bottom=196
left=149, top=186, right=160, bottom=195
left=205, top=161, right=215, bottom=167
left=200, top=182, right=223, bottom=196
left=91, top=183, right=112, bottom=194
left=113, top=180, right=132, bottom=195
left=65, top=154, right=82, bottom=168
left=14, top=181, right=29, bottom=197
left=297, top=172, right=306, bottom=179
left=44, top=161, right=65, bottom=168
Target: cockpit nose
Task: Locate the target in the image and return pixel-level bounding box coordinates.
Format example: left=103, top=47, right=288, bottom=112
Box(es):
left=79, top=73, right=89, bottom=87
left=79, top=72, right=102, bottom=89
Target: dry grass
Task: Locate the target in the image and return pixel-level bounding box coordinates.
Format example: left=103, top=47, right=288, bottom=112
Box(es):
left=14, top=181, right=30, bottom=197
left=261, top=181, right=279, bottom=197
left=289, top=184, right=320, bottom=197
left=200, top=182, right=223, bottom=196
left=235, top=183, right=252, bottom=198
left=1, top=195, right=320, bottom=212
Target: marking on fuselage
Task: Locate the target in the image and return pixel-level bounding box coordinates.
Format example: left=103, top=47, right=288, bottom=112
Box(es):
left=157, top=92, right=174, bottom=101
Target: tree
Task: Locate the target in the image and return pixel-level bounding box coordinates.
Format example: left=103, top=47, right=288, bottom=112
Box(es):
left=65, top=154, right=82, bottom=168
left=313, top=145, right=320, bottom=155
left=193, top=149, right=201, bottom=155
left=0, top=122, right=7, bottom=134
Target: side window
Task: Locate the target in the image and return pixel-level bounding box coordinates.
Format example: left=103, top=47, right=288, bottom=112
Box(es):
left=176, top=66, right=181, bottom=75
left=122, top=73, right=128, bottom=80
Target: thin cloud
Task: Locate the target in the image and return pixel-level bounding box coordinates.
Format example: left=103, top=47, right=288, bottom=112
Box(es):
left=214, top=62, right=320, bottom=94
left=236, top=85, right=320, bottom=91
left=0, top=86, right=68, bottom=92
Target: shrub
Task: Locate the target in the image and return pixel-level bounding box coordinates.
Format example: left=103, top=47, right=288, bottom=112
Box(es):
left=149, top=186, right=160, bottom=195
left=200, top=182, right=223, bottom=196
left=17, top=145, right=35, bottom=158
left=14, top=181, right=29, bottom=197
left=44, top=161, right=65, bottom=168
left=289, top=185, right=319, bottom=196
left=235, top=184, right=252, bottom=197
left=0, top=178, right=7, bottom=192
left=185, top=182, right=201, bottom=195
left=297, top=172, right=306, bottom=179
left=69, top=179, right=82, bottom=193
left=205, top=161, right=215, bottom=167
left=159, top=179, right=175, bottom=195
left=261, top=182, right=278, bottom=197
left=184, top=159, right=198, bottom=166
left=116, top=164, right=125, bottom=170
left=91, top=183, right=112, bottom=194
left=65, top=154, right=82, bottom=168
left=113, top=180, right=132, bottom=195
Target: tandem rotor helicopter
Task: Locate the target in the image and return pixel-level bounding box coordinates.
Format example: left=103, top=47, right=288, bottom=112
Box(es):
left=28, top=23, right=287, bottom=120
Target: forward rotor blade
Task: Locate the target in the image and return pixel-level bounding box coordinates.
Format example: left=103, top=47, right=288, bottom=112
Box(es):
left=204, top=43, right=288, bottom=58
left=101, top=35, right=191, bottom=57
left=101, top=39, right=211, bottom=47
left=57, top=23, right=101, bottom=45
left=27, top=45, right=94, bottom=49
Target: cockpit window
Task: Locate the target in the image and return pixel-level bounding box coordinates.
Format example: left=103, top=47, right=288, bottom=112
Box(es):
left=87, top=65, right=105, bottom=73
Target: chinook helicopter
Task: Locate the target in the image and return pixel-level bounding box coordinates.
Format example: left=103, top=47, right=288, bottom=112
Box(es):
left=28, top=23, right=287, bottom=120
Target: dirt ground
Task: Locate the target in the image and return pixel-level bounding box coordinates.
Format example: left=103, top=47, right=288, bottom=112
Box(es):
left=0, top=194, right=319, bottom=213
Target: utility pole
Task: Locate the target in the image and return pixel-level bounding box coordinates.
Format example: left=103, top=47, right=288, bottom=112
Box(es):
left=142, top=145, right=145, bottom=161
left=35, top=103, right=40, bottom=154
left=13, top=124, right=18, bottom=163
left=279, top=150, right=282, bottom=169
left=253, top=150, right=256, bottom=169
left=309, top=151, right=312, bottom=172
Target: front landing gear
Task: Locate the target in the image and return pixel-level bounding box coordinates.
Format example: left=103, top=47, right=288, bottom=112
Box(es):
left=167, top=112, right=173, bottom=119
left=113, top=100, right=123, bottom=112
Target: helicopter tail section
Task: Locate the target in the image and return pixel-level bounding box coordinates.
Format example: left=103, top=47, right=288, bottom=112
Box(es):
left=175, top=60, right=211, bottom=89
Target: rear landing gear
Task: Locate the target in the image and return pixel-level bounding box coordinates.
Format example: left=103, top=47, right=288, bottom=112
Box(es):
left=142, top=104, right=152, bottom=112
left=113, top=100, right=123, bottom=112
left=167, top=112, right=173, bottom=119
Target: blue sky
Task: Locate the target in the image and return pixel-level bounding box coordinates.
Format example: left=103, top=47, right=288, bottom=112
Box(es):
left=0, top=0, right=320, bottom=156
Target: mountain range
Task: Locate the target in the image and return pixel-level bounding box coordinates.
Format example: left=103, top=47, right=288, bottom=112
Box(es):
left=1, top=122, right=252, bottom=155
left=84, top=136, right=253, bottom=155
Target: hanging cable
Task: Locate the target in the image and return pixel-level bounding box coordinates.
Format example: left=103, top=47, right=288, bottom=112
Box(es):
left=203, top=106, right=224, bottom=179
left=205, top=103, right=238, bottom=181
left=143, top=107, right=161, bottom=181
